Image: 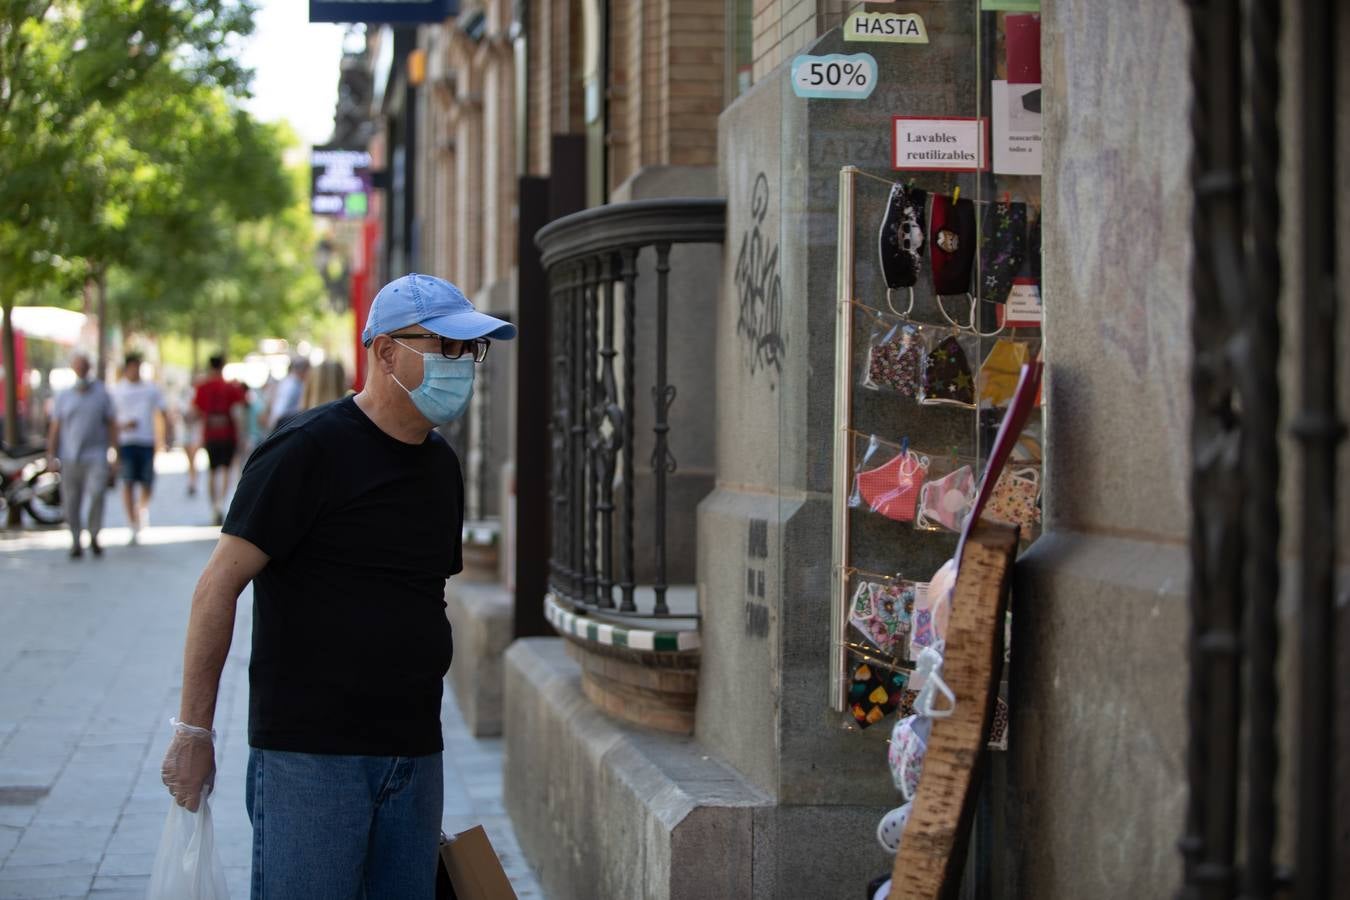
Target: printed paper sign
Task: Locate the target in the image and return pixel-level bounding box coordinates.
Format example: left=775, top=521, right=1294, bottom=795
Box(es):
left=892, top=117, right=988, bottom=171
left=997, top=278, right=1042, bottom=327
left=992, top=81, right=1042, bottom=175
left=844, top=11, right=929, bottom=44
left=790, top=53, right=878, bottom=100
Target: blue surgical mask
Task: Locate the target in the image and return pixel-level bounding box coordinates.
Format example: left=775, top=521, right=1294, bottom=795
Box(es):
left=392, top=340, right=474, bottom=425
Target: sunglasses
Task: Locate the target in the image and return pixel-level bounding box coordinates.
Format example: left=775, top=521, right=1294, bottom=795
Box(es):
left=389, top=333, right=491, bottom=363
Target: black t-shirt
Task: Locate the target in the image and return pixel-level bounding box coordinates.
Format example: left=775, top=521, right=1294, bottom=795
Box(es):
left=223, top=397, right=462, bottom=756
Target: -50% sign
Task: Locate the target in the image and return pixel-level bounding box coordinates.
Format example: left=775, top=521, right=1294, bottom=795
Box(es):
left=790, top=53, right=878, bottom=100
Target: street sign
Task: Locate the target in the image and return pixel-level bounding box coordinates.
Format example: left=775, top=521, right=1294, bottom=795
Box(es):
left=309, top=1, right=457, bottom=24
left=310, top=147, right=373, bottom=218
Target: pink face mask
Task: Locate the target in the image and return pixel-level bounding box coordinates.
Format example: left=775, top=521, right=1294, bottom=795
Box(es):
left=915, top=465, right=975, bottom=532
left=855, top=451, right=930, bottom=522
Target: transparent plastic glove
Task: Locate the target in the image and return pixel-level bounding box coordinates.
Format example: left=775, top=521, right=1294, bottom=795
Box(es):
left=161, top=718, right=216, bottom=813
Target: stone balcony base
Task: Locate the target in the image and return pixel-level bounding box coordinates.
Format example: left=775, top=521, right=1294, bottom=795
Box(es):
left=503, top=638, right=772, bottom=900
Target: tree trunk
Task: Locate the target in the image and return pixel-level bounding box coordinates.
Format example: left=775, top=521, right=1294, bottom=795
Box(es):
left=2, top=299, right=20, bottom=447
left=94, top=266, right=108, bottom=381
left=2, top=300, right=21, bottom=526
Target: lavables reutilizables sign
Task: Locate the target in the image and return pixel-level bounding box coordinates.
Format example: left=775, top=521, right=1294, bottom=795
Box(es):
left=844, top=11, right=929, bottom=44
left=892, top=117, right=989, bottom=171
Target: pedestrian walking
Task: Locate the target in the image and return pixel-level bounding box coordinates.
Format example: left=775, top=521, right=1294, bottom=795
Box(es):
left=264, top=355, right=309, bottom=431
left=161, top=274, right=516, bottom=898
left=45, top=352, right=117, bottom=558
left=110, top=352, right=173, bottom=543
left=192, top=354, right=246, bottom=525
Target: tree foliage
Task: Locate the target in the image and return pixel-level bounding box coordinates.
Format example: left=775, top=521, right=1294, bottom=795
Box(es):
left=0, top=1, right=331, bottom=441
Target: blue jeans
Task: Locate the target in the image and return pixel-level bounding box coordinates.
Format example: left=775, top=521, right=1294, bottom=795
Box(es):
left=245, top=749, right=443, bottom=900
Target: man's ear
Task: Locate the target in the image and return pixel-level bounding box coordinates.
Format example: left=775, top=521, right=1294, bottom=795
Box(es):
left=370, top=336, right=397, bottom=373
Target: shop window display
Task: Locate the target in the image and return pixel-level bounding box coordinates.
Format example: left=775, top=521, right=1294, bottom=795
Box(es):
left=808, top=4, right=1045, bottom=895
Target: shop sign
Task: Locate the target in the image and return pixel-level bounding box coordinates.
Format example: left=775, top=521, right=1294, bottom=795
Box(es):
left=991, top=81, right=1042, bottom=175
left=891, top=117, right=988, bottom=171
left=997, top=278, right=1042, bottom=327
left=308, top=0, right=457, bottom=23
left=310, top=147, right=373, bottom=218
left=844, top=11, right=929, bottom=44
left=790, top=53, right=878, bottom=100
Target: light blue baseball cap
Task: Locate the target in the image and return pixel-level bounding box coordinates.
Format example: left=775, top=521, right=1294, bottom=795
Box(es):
left=361, top=273, right=517, bottom=346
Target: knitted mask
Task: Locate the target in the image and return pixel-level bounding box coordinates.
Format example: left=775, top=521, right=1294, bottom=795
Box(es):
left=929, top=193, right=978, bottom=296
left=855, top=451, right=930, bottom=522
left=978, top=338, right=1031, bottom=408
left=978, top=201, right=1028, bottom=304
left=879, top=183, right=928, bottom=290
left=921, top=335, right=976, bottom=407
left=916, top=465, right=976, bottom=532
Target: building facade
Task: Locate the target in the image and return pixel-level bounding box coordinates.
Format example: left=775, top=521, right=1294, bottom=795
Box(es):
left=332, top=1, right=1348, bottom=897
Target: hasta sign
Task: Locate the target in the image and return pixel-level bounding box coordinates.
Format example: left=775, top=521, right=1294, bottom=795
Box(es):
left=844, top=11, right=930, bottom=43
left=892, top=117, right=989, bottom=171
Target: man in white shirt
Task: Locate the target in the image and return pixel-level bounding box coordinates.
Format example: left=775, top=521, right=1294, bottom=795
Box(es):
left=265, top=356, right=309, bottom=432
left=110, top=353, right=173, bottom=542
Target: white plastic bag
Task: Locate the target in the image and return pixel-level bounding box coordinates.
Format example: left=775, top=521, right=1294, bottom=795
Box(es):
left=147, top=792, right=230, bottom=900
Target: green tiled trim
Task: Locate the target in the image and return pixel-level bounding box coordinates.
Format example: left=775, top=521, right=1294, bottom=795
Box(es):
left=545, top=593, right=700, bottom=653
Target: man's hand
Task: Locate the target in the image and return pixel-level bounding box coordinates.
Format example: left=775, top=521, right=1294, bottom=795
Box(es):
left=161, top=719, right=216, bottom=812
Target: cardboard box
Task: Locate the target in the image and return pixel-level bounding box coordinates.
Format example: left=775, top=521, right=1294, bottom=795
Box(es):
left=438, top=826, right=518, bottom=900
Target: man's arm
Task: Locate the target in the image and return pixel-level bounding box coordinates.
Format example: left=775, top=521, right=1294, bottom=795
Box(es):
left=178, top=534, right=270, bottom=728
left=45, top=413, right=59, bottom=467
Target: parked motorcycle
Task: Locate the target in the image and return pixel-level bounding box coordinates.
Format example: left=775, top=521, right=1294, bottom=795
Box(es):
left=0, top=442, right=63, bottom=526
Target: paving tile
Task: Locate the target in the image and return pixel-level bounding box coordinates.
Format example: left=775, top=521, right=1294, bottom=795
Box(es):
left=0, top=875, right=93, bottom=898
left=93, top=853, right=155, bottom=877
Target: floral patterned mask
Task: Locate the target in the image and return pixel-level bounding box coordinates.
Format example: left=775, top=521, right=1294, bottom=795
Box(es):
left=983, top=466, right=1041, bottom=530
left=865, top=323, right=926, bottom=397
left=849, top=580, right=916, bottom=656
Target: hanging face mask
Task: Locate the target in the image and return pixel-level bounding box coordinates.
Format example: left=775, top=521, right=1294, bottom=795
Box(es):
left=928, top=193, right=977, bottom=296
left=1027, top=208, right=1042, bottom=281
left=392, top=340, right=475, bottom=425
left=920, top=334, right=976, bottom=408
left=863, top=321, right=927, bottom=398
left=983, top=465, right=1042, bottom=531
left=854, top=449, right=930, bottom=522
left=977, top=201, right=1028, bottom=304
left=879, top=184, right=928, bottom=310
left=977, top=338, right=1031, bottom=408
left=916, top=464, right=976, bottom=532
left=847, top=662, right=908, bottom=729
left=849, top=579, right=916, bottom=657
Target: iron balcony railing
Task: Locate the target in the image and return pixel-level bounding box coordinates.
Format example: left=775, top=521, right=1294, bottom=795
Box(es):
left=536, top=198, right=726, bottom=621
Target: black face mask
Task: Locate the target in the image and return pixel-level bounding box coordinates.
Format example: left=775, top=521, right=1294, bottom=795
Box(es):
left=878, top=183, right=928, bottom=290
left=929, top=193, right=977, bottom=296
left=978, top=201, right=1028, bottom=304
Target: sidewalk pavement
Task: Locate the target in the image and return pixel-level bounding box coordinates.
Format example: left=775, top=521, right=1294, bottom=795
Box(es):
left=0, top=450, right=542, bottom=899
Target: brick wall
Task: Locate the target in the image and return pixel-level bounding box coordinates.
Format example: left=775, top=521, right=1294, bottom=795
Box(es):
left=750, top=0, right=849, bottom=82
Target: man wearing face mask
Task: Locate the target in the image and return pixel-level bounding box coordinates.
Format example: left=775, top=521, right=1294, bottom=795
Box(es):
left=159, top=274, right=515, bottom=898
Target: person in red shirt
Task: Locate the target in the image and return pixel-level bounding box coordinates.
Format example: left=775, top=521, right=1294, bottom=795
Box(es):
left=192, top=354, right=247, bottom=525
